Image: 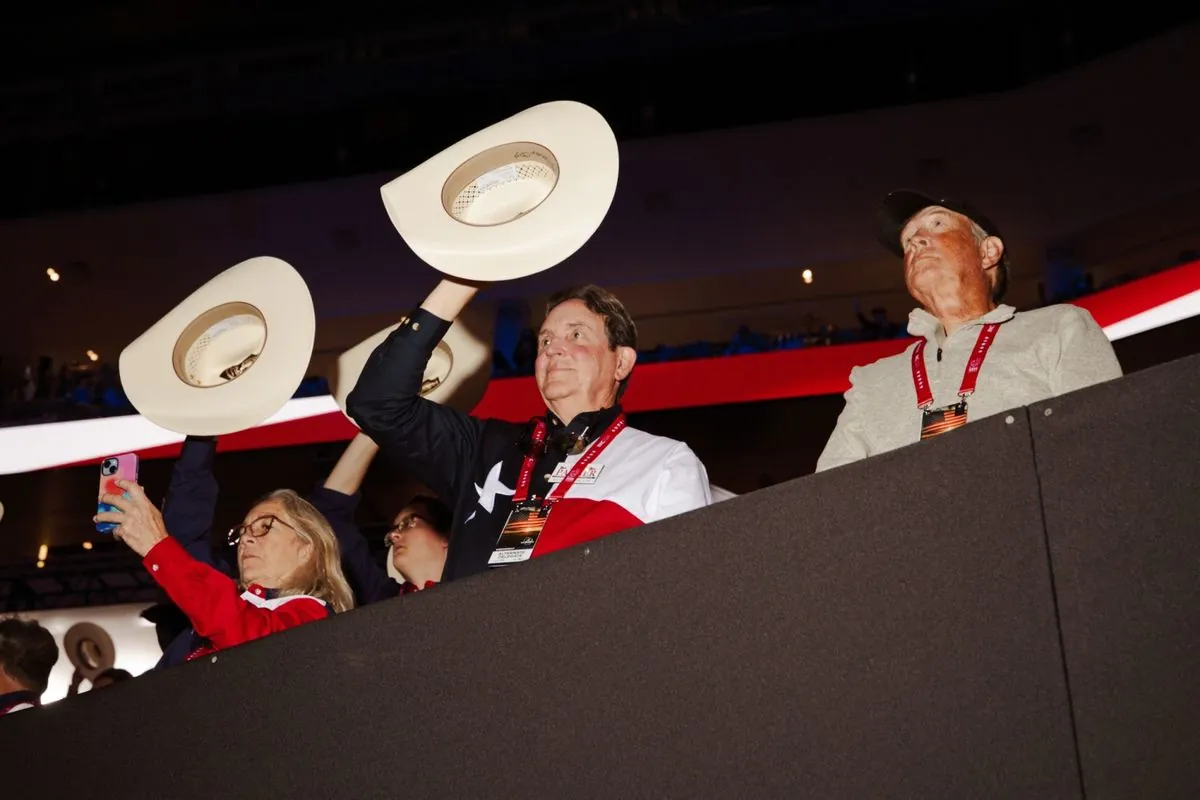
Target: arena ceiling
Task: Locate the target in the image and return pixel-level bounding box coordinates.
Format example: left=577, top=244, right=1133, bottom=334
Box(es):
left=1, top=1, right=1196, bottom=220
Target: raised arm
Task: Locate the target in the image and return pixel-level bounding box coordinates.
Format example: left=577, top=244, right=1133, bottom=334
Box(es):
left=159, top=435, right=228, bottom=573
left=309, top=432, right=401, bottom=605
left=346, top=278, right=489, bottom=503
left=421, top=278, right=484, bottom=322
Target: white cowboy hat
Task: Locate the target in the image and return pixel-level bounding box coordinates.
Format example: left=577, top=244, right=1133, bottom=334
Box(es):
left=63, top=622, right=117, bottom=681
left=119, top=256, right=316, bottom=436
left=380, top=100, right=620, bottom=281
left=327, top=306, right=494, bottom=419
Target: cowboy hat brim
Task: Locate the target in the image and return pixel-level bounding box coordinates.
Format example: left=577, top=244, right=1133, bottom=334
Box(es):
left=328, top=306, right=493, bottom=419
left=380, top=100, right=619, bottom=282
left=63, top=622, right=116, bottom=681
left=119, top=256, right=316, bottom=436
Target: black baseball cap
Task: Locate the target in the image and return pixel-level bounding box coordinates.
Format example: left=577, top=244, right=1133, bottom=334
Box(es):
left=876, top=189, right=1007, bottom=258
left=877, top=189, right=1011, bottom=302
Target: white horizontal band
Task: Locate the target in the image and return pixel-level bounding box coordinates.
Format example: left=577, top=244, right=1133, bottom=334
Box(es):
left=0, top=287, right=1196, bottom=476
left=0, top=396, right=340, bottom=475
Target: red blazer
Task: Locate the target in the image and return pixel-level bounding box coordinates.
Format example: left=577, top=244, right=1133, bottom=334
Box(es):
left=142, top=537, right=331, bottom=660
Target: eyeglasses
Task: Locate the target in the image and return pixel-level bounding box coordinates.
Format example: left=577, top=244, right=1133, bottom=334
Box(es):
left=382, top=514, right=430, bottom=548
left=227, top=514, right=300, bottom=547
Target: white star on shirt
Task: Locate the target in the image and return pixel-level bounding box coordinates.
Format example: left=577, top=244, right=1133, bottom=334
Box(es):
left=466, top=461, right=514, bottom=523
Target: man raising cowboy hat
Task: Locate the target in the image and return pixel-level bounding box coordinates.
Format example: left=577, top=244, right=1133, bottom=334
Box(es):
left=306, top=310, right=491, bottom=602
left=816, top=190, right=1123, bottom=471
left=347, top=101, right=713, bottom=581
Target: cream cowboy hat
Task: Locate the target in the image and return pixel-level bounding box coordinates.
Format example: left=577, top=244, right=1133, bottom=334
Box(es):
left=327, top=305, right=493, bottom=419
left=119, top=256, right=316, bottom=436
left=63, top=622, right=117, bottom=682
left=380, top=100, right=620, bottom=281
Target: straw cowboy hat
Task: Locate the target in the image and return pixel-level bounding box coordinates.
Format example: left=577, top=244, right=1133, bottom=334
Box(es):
left=380, top=100, right=620, bottom=281
left=119, top=256, right=316, bottom=436
left=326, top=305, right=494, bottom=419
left=63, top=622, right=117, bottom=682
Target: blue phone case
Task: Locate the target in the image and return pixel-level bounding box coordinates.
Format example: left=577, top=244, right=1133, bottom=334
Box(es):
left=96, top=496, right=128, bottom=534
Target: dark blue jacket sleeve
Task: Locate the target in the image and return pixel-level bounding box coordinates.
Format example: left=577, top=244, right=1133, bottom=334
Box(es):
left=159, top=436, right=229, bottom=575
left=154, top=435, right=222, bottom=669
left=157, top=629, right=203, bottom=670
left=309, top=485, right=399, bottom=606
left=345, top=308, right=485, bottom=506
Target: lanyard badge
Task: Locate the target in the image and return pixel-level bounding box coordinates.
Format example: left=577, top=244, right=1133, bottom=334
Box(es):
left=912, top=323, right=1000, bottom=441
left=487, top=415, right=627, bottom=567
left=488, top=502, right=554, bottom=566
left=920, top=403, right=969, bottom=440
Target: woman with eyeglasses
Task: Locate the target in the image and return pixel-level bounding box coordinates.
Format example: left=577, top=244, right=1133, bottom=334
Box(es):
left=97, top=460, right=355, bottom=665
left=310, top=432, right=452, bottom=604
left=124, top=431, right=446, bottom=669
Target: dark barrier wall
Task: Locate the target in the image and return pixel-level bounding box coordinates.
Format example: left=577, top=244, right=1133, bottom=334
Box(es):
left=3, top=355, right=1199, bottom=799
left=1029, top=354, right=1200, bottom=800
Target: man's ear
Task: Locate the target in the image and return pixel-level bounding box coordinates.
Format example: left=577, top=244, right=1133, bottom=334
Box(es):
left=614, top=346, right=637, bottom=382
left=980, top=235, right=1005, bottom=271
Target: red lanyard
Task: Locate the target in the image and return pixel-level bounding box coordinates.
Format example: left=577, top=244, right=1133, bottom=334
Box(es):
left=512, top=414, right=627, bottom=504
left=911, top=323, right=1000, bottom=409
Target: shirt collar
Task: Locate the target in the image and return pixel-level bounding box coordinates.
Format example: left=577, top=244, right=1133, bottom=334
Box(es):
left=543, top=404, right=624, bottom=456
left=907, top=304, right=1016, bottom=346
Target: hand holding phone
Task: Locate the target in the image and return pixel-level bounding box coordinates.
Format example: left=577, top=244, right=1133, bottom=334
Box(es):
left=97, top=454, right=139, bottom=534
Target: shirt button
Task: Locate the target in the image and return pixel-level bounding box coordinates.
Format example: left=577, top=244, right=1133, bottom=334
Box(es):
left=151, top=564, right=159, bottom=572
left=412, top=322, right=421, bottom=331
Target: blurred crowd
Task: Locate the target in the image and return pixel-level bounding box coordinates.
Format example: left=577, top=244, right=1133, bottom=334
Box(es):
left=3, top=308, right=901, bottom=425
left=2, top=258, right=1175, bottom=427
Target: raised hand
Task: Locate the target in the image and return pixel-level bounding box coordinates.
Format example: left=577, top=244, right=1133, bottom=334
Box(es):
left=95, top=480, right=170, bottom=557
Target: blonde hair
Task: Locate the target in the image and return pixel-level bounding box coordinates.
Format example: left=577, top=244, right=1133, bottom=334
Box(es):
left=254, top=489, right=356, bottom=614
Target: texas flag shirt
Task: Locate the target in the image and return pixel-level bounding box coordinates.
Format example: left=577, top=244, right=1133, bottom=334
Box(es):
left=347, top=308, right=713, bottom=583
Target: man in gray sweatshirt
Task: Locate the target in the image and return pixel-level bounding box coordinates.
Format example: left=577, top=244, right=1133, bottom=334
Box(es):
left=816, top=190, right=1122, bottom=472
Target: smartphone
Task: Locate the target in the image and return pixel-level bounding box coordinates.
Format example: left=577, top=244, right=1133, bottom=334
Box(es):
left=96, top=453, right=139, bottom=534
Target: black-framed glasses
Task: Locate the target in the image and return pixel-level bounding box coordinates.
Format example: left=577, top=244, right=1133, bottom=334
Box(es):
left=382, top=514, right=430, bottom=548
left=227, top=514, right=299, bottom=546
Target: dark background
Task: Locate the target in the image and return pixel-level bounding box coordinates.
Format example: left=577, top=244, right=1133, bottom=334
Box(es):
left=4, top=1, right=1198, bottom=219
